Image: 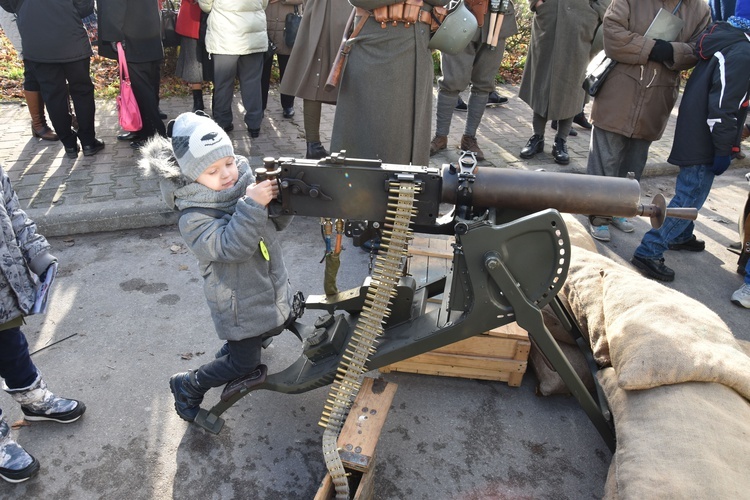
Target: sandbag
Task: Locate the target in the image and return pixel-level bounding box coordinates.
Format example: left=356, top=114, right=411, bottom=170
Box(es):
left=599, top=368, right=750, bottom=499
left=529, top=341, right=595, bottom=396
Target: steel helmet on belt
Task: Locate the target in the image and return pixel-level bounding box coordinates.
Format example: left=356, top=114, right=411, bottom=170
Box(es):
left=428, top=0, right=478, bottom=54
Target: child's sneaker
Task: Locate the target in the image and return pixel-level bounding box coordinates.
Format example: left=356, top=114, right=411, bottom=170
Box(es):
left=731, top=283, right=750, bottom=308
left=0, top=418, right=39, bottom=483
left=611, top=217, right=635, bottom=233
left=590, top=223, right=611, bottom=242
left=5, top=374, right=85, bottom=423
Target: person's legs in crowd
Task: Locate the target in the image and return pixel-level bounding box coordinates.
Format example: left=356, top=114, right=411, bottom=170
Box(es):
left=276, top=54, right=295, bottom=118
left=303, top=99, right=327, bottom=159
left=127, top=60, right=166, bottom=149
left=22, top=63, right=57, bottom=141
left=632, top=164, right=715, bottom=281
left=26, top=60, right=78, bottom=156
left=237, top=52, right=264, bottom=138
left=552, top=117, right=573, bottom=165
left=211, top=54, right=239, bottom=132
left=62, top=58, right=101, bottom=155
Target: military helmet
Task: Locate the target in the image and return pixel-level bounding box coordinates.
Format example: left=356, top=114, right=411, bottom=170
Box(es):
left=428, top=0, right=479, bottom=55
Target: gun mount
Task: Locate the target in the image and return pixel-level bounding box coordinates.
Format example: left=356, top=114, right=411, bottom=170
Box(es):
left=193, top=153, right=697, bottom=453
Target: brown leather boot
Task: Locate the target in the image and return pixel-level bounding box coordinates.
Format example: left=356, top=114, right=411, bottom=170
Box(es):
left=25, top=91, right=58, bottom=141
left=460, top=134, right=485, bottom=161
left=429, top=135, right=447, bottom=156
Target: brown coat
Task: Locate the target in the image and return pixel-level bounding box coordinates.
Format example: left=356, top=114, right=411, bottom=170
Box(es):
left=265, top=0, right=303, bottom=56
left=518, top=0, right=603, bottom=120
left=590, top=0, right=711, bottom=141
left=278, top=0, right=352, bottom=103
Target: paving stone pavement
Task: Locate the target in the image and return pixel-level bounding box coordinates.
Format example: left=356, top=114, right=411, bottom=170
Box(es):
left=0, top=84, right=747, bottom=237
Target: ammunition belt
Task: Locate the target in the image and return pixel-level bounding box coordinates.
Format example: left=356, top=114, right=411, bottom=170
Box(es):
left=320, top=179, right=419, bottom=499
left=356, top=1, right=433, bottom=28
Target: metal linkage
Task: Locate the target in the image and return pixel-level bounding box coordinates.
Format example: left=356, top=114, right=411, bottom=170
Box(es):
left=320, top=180, right=419, bottom=499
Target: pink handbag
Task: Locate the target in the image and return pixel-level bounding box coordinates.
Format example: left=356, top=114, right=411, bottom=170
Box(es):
left=116, top=42, right=142, bottom=132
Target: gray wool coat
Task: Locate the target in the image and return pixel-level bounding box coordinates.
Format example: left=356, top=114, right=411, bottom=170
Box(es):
left=138, top=138, right=294, bottom=342
left=278, top=0, right=352, bottom=103
left=518, top=0, right=604, bottom=121
left=0, top=168, right=56, bottom=325
left=330, top=0, right=448, bottom=167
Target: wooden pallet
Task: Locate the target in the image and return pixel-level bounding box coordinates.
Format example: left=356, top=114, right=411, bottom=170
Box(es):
left=381, top=237, right=531, bottom=386
left=314, top=377, right=397, bottom=500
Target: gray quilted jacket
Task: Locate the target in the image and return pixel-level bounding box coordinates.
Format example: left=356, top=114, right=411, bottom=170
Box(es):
left=138, top=137, right=293, bottom=341
left=0, top=167, right=56, bottom=324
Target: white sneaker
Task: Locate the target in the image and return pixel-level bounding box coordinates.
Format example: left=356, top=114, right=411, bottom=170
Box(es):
left=731, top=283, right=750, bottom=308
left=590, top=224, right=611, bottom=242
left=611, top=217, right=635, bottom=233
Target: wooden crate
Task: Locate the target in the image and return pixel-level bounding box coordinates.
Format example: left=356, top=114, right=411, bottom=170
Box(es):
left=314, top=377, right=397, bottom=500
left=379, top=322, right=530, bottom=386
left=381, top=237, right=531, bottom=386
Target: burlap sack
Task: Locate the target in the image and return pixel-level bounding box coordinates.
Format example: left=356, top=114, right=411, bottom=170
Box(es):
left=559, top=248, right=621, bottom=366
left=600, top=267, right=750, bottom=399
left=599, top=368, right=750, bottom=499
left=529, top=341, right=595, bottom=396
left=541, top=304, right=577, bottom=345
left=562, top=213, right=598, bottom=253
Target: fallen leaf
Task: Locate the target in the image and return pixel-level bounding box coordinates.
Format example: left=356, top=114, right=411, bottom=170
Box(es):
left=180, top=352, right=194, bottom=360
left=178, top=265, right=189, bottom=271
left=11, top=420, right=30, bottom=430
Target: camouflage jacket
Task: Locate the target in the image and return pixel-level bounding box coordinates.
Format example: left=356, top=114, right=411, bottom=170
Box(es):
left=0, top=167, right=56, bottom=323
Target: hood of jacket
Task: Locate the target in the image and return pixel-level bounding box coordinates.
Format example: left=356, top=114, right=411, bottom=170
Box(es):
left=137, top=136, right=252, bottom=212
left=696, top=22, right=750, bottom=60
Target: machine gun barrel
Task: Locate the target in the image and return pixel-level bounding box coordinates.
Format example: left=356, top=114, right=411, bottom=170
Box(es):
left=440, top=165, right=696, bottom=228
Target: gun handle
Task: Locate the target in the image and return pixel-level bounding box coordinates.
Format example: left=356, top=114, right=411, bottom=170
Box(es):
left=491, top=14, right=504, bottom=47
left=324, top=52, right=346, bottom=92
left=487, top=12, right=497, bottom=45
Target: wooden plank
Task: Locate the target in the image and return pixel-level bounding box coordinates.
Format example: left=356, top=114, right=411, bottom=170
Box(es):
left=432, top=335, right=520, bottom=358
left=408, top=247, right=453, bottom=259
left=313, top=473, right=334, bottom=500
left=486, top=322, right=529, bottom=341
left=337, top=377, right=397, bottom=473
left=381, top=362, right=515, bottom=382
left=314, top=468, right=376, bottom=500
left=382, top=352, right=526, bottom=373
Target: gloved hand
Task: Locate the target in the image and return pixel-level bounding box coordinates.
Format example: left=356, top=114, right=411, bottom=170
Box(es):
left=649, top=39, right=674, bottom=63
left=710, top=155, right=731, bottom=175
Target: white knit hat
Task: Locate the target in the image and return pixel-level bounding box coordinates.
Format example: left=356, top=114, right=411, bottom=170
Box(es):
left=170, top=112, right=234, bottom=181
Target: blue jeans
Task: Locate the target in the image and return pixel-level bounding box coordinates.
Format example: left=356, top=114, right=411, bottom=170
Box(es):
left=634, top=164, right=715, bottom=260
left=0, top=326, right=38, bottom=391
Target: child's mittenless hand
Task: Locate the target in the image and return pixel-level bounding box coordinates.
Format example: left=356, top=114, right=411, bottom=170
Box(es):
left=246, top=180, right=279, bottom=207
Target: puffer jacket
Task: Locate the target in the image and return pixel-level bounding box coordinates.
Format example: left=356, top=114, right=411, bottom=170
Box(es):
left=0, top=168, right=56, bottom=324
left=0, top=0, right=93, bottom=63
left=591, top=0, right=711, bottom=141
left=198, top=0, right=269, bottom=56
left=138, top=137, right=293, bottom=341
left=669, top=22, right=750, bottom=166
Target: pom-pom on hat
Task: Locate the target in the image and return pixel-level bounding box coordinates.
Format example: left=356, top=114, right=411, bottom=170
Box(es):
left=169, top=111, right=234, bottom=182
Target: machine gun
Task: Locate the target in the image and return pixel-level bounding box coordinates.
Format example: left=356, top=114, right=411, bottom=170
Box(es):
left=193, top=152, right=696, bottom=454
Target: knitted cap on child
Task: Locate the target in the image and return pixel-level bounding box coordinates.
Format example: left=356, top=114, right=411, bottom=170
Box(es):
left=170, top=112, right=234, bottom=182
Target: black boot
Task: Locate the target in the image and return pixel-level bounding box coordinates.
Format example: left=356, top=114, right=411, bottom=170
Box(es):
left=192, top=89, right=204, bottom=112
left=552, top=137, right=570, bottom=165
left=169, top=370, right=208, bottom=422
left=306, top=141, right=328, bottom=159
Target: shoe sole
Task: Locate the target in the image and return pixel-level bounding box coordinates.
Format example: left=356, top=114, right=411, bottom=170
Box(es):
left=611, top=222, right=635, bottom=233
left=631, top=258, right=675, bottom=282
left=731, top=298, right=750, bottom=308
left=23, top=401, right=86, bottom=423
left=591, top=233, right=610, bottom=242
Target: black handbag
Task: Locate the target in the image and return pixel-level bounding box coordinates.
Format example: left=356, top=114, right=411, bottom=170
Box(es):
left=284, top=5, right=302, bottom=48
left=583, top=50, right=616, bottom=97
left=161, top=0, right=180, bottom=48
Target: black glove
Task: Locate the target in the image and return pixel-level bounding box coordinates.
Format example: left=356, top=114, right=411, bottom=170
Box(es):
left=649, top=39, right=673, bottom=63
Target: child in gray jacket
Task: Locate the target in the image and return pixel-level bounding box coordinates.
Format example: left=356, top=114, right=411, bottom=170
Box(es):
left=139, top=111, right=296, bottom=422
